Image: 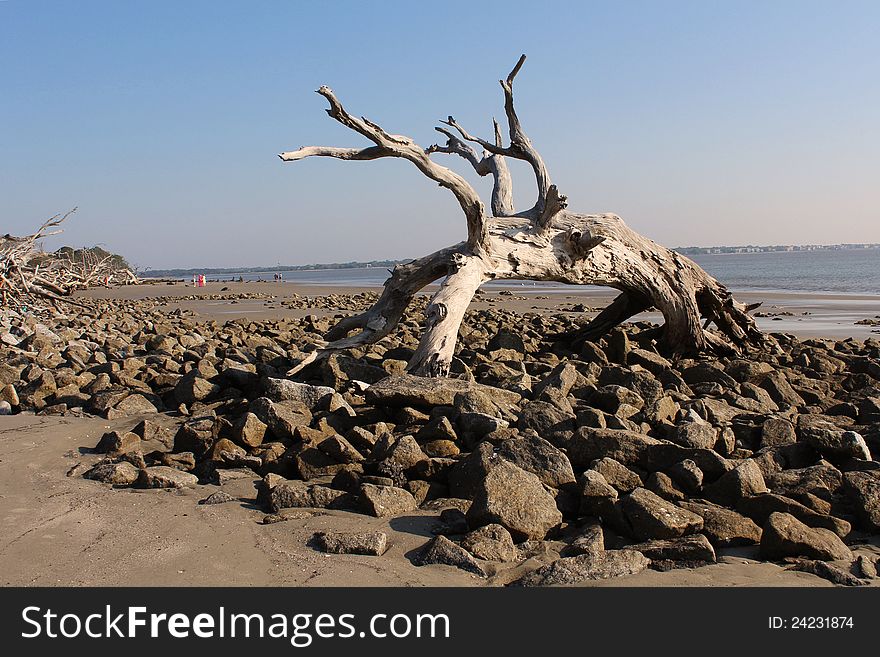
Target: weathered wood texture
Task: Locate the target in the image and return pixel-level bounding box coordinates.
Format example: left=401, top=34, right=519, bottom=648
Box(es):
left=280, top=56, right=770, bottom=376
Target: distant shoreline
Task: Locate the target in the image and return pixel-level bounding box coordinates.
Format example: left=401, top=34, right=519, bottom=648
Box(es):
left=142, top=244, right=880, bottom=278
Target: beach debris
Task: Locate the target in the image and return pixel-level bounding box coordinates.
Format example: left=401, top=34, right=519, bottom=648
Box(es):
left=279, top=56, right=772, bottom=379
left=1, top=209, right=138, bottom=313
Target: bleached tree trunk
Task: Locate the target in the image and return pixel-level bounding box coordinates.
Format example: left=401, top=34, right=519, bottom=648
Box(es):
left=280, top=56, right=770, bottom=377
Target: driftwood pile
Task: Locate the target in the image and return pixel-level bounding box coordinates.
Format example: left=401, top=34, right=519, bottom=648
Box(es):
left=1, top=209, right=137, bottom=312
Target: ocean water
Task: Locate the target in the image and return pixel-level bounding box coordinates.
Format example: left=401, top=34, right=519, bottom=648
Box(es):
left=194, top=248, right=879, bottom=295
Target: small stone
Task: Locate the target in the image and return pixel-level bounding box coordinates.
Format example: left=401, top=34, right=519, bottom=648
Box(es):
left=460, top=524, right=518, bottom=562
left=136, top=466, right=199, bottom=489
left=311, top=531, right=388, bottom=556
left=199, top=491, right=235, bottom=505
left=413, top=536, right=486, bottom=576
left=84, top=461, right=140, bottom=486
left=94, top=430, right=141, bottom=455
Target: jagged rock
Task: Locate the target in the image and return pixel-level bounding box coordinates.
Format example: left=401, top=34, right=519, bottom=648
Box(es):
left=788, top=560, right=866, bottom=586
left=311, top=530, right=388, bottom=556
left=590, top=385, right=645, bottom=414
left=513, top=549, right=650, bottom=586
left=233, top=412, right=267, bottom=448
left=678, top=500, right=762, bottom=546
left=497, top=436, right=575, bottom=488
left=94, top=430, right=141, bottom=455
left=797, top=416, right=871, bottom=460
left=413, top=536, right=486, bottom=576
left=765, top=463, right=843, bottom=500
left=460, top=524, right=518, bottom=562
left=842, top=471, right=880, bottom=532
left=589, top=457, right=643, bottom=493
left=666, top=459, right=703, bottom=493
left=759, top=512, right=852, bottom=561
left=619, top=488, right=704, bottom=540
left=579, top=469, right=619, bottom=516
left=466, top=459, right=562, bottom=541
left=271, top=480, right=349, bottom=511
left=563, top=521, right=605, bottom=556
left=704, top=459, right=768, bottom=506
left=738, top=493, right=851, bottom=538
left=318, top=434, right=364, bottom=463
left=628, top=534, right=716, bottom=565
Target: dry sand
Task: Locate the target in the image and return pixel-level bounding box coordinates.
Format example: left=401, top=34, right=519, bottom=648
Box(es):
left=1, top=281, right=879, bottom=587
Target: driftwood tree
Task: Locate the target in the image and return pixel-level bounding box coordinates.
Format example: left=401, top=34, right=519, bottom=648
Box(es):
left=280, top=56, right=768, bottom=377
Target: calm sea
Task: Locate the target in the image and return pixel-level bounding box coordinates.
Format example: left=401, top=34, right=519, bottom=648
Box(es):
left=182, top=248, right=879, bottom=296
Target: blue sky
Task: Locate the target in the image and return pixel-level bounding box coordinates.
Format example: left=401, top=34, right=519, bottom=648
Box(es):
left=2, top=0, right=878, bottom=269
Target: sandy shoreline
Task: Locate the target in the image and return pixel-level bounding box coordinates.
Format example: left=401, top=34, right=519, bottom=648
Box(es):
left=1, top=282, right=877, bottom=588
left=80, top=281, right=880, bottom=340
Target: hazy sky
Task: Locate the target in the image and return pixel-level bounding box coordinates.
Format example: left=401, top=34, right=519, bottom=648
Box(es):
left=2, top=0, right=878, bottom=270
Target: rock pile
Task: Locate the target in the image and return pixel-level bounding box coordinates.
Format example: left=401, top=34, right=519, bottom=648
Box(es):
left=3, top=291, right=879, bottom=585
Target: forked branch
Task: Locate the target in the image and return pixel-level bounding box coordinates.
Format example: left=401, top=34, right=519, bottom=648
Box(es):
left=280, top=87, right=487, bottom=250
left=440, top=54, right=554, bottom=220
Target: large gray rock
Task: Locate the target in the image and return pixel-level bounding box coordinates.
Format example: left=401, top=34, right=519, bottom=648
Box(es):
left=497, top=436, right=575, bottom=488
left=366, top=375, right=520, bottom=409
left=513, top=550, right=650, bottom=586
left=264, top=378, right=336, bottom=409
left=466, top=459, right=562, bottom=541
left=619, top=488, right=704, bottom=540
left=271, top=480, right=349, bottom=512
left=568, top=427, right=729, bottom=479
left=359, top=484, right=418, bottom=517
left=759, top=512, right=852, bottom=561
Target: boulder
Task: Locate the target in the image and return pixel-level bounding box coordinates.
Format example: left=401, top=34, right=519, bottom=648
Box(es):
left=366, top=374, right=519, bottom=409
left=513, top=550, right=650, bottom=586
left=359, top=484, right=418, bottom=517
left=842, top=471, right=880, bottom=532
left=466, top=459, right=562, bottom=541
left=627, top=534, right=716, bottom=565
left=678, top=500, right=762, bottom=546
left=759, top=512, right=852, bottom=561
left=619, top=488, right=704, bottom=540
left=497, top=436, right=575, bottom=488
